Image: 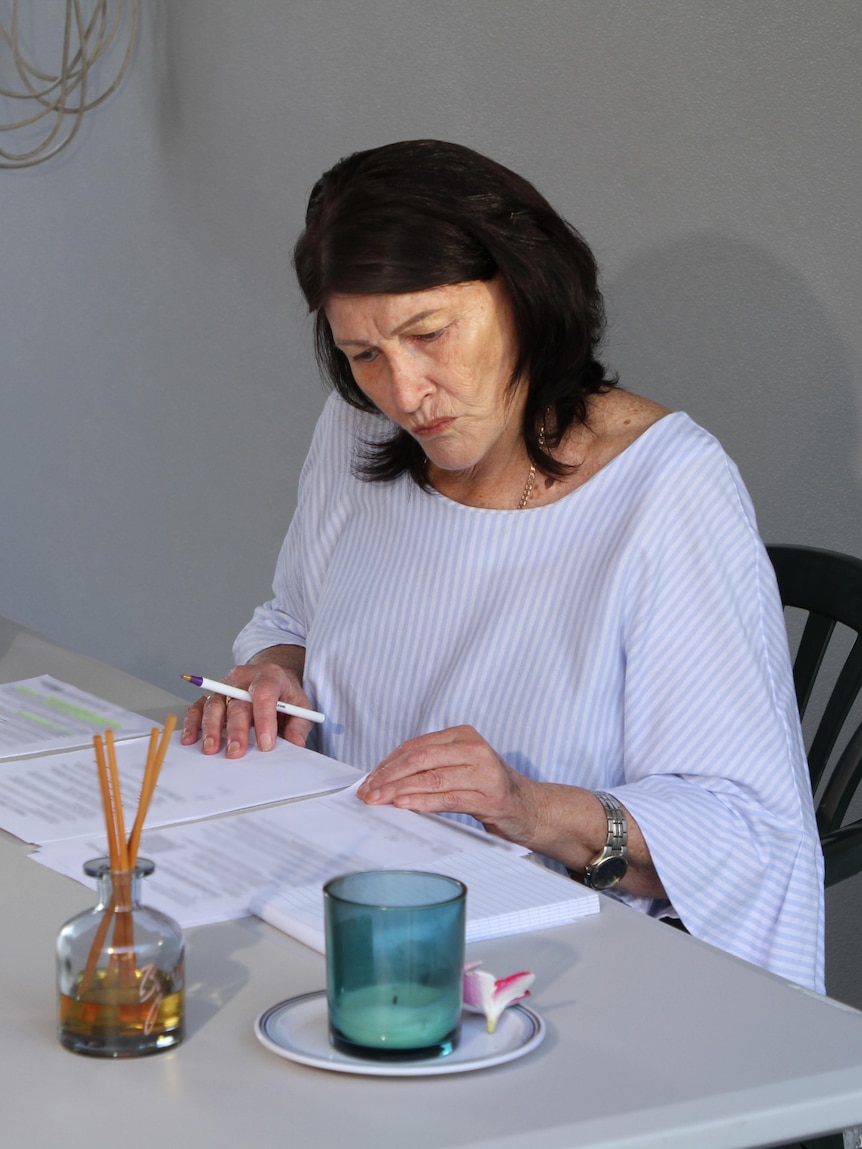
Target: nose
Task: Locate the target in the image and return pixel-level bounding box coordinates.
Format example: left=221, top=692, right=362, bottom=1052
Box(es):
left=386, top=351, right=434, bottom=414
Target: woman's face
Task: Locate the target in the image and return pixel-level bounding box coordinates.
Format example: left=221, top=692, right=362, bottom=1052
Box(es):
left=325, top=279, right=525, bottom=476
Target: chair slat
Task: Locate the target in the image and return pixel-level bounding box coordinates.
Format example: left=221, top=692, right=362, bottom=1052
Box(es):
left=818, top=718, right=862, bottom=833
left=806, top=639, right=862, bottom=794
left=792, top=612, right=835, bottom=718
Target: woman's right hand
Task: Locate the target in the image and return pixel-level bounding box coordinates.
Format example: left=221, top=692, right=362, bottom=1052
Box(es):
left=180, top=652, right=312, bottom=758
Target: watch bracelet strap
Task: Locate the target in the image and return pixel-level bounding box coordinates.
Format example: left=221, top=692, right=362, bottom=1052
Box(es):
left=595, top=791, right=628, bottom=854
left=567, top=791, right=629, bottom=882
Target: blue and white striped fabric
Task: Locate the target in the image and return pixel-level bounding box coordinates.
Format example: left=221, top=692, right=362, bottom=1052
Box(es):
left=235, top=394, right=825, bottom=991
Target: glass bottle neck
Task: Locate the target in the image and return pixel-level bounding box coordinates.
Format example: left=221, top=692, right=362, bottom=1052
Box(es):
left=83, top=857, right=155, bottom=911
left=96, top=871, right=141, bottom=911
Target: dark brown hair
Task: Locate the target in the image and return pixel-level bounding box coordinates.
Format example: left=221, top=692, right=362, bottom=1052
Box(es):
left=293, top=139, right=615, bottom=484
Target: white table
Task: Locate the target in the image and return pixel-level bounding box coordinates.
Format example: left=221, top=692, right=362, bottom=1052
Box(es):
left=2, top=616, right=861, bottom=1149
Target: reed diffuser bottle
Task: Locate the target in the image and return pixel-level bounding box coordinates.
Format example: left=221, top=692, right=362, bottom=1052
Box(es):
left=56, top=722, right=182, bottom=1056
left=57, top=857, right=185, bottom=1057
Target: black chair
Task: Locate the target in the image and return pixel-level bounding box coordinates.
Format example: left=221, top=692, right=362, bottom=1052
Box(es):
left=767, top=544, right=862, bottom=888
left=768, top=545, right=862, bottom=1149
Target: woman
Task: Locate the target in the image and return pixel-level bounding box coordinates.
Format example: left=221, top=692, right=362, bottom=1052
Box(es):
left=182, top=140, right=824, bottom=990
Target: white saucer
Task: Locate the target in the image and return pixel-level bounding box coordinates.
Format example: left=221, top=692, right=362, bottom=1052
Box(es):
left=255, top=990, right=545, bottom=1076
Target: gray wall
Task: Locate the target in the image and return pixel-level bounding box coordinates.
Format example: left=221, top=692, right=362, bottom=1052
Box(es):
left=3, top=3, right=861, bottom=1001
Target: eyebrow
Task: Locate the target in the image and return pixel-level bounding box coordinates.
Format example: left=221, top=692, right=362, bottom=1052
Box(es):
left=333, top=308, right=446, bottom=348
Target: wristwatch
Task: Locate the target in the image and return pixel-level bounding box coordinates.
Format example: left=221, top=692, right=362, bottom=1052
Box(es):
left=582, top=791, right=629, bottom=890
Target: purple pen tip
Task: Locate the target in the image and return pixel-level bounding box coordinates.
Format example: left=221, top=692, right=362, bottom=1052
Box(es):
left=182, top=674, right=203, bottom=687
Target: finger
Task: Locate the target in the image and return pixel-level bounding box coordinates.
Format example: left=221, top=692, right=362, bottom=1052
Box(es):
left=249, top=664, right=316, bottom=750
left=360, top=728, right=479, bottom=794
left=247, top=675, right=283, bottom=752
left=361, top=755, right=486, bottom=809
left=199, top=693, right=229, bottom=755
left=363, top=765, right=482, bottom=809
left=181, top=697, right=206, bottom=745
left=224, top=696, right=254, bottom=759
left=247, top=676, right=313, bottom=752
left=389, top=786, right=488, bottom=816
left=278, top=715, right=312, bottom=749
left=379, top=761, right=537, bottom=845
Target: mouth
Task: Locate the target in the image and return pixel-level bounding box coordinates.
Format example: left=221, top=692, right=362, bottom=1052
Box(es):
left=412, top=417, right=455, bottom=438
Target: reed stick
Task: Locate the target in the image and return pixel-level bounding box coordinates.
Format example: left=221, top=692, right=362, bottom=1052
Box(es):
left=127, top=714, right=176, bottom=869
left=81, top=719, right=177, bottom=996
left=82, top=732, right=130, bottom=993
left=103, top=729, right=134, bottom=983
left=104, top=730, right=129, bottom=872
left=93, top=735, right=121, bottom=871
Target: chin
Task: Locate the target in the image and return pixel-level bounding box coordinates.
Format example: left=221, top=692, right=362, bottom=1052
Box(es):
left=426, top=452, right=481, bottom=474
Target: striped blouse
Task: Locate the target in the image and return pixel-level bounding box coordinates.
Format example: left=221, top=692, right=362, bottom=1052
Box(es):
left=235, top=394, right=825, bottom=992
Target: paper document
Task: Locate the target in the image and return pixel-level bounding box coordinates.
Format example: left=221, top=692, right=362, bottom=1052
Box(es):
left=25, top=727, right=600, bottom=942
left=0, top=732, right=362, bottom=845
left=252, top=850, right=600, bottom=953
left=32, top=781, right=530, bottom=928
left=0, top=676, right=155, bottom=759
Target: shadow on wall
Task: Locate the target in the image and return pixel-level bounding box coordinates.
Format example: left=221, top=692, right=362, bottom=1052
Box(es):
left=606, top=234, right=861, bottom=556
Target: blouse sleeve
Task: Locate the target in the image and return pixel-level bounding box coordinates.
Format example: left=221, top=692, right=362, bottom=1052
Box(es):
left=608, top=437, right=824, bottom=991
left=232, top=397, right=338, bottom=664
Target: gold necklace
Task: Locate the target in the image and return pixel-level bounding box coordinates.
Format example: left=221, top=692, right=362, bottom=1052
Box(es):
left=517, top=416, right=547, bottom=509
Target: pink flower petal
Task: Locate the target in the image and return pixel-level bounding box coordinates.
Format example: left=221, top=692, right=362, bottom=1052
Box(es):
left=463, top=963, right=535, bottom=1033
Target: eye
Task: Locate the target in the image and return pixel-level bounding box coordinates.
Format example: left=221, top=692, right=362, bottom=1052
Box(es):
left=413, top=327, right=445, bottom=344
left=351, top=348, right=378, bottom=364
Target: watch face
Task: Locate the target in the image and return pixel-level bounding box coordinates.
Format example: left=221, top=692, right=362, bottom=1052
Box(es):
left=589, top=855, right=628, bottom=891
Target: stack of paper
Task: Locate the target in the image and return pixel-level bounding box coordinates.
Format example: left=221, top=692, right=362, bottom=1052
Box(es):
left=252, top=850, right=599, bottom=953
left=0, top=677, right=601, bottom=945
left=0, top=675, right=155, bottom=759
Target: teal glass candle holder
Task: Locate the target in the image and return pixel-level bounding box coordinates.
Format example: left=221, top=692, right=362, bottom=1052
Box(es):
left=324, top=870, right=466, bottom=1061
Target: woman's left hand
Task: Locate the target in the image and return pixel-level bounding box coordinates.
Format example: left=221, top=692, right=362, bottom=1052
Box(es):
left=358, top=725, right=668, bottom=899
left=357, top=725, right=546, bottom=847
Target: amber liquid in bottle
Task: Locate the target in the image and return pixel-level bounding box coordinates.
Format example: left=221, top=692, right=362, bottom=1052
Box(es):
left=59, top=971, right=184, bottom=1055
left=57, top=859, right=185, bottom=1058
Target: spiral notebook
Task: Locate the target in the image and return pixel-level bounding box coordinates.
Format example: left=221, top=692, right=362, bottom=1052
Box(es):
left=251, top=851, right=600, bottom=954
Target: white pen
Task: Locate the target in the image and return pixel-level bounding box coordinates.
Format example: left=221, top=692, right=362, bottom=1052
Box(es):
left=181, top=674, right=325, bottom=724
